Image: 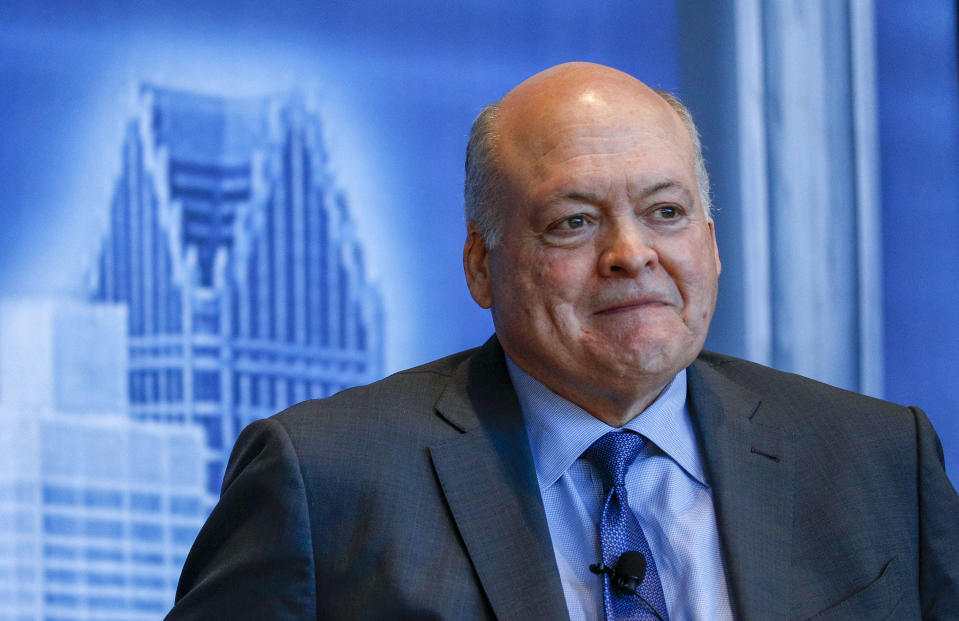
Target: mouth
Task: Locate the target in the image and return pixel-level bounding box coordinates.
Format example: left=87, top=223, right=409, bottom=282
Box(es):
left=593, top=298, right=672, bottom=316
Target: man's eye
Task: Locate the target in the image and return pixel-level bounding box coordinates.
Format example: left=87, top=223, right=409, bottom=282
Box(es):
left=653, top=205, right=683, bottom=219
left=558, top=215, right=588, bottom=229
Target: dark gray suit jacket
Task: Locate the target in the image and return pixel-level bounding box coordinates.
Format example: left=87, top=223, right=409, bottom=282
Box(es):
left=167, top=337, right=959, bottom=620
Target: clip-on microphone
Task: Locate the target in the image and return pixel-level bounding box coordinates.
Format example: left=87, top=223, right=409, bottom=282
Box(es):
left=590, top=551, right=666, bottom=621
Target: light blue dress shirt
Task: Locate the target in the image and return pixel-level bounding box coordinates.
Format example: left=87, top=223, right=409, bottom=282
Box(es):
left=506, top=358, right=734, bottom=621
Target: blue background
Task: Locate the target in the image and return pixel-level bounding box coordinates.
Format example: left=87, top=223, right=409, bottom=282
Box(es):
left=876, top=1, right=959, bottom=456
left=1, top=1, right=957, bottom=617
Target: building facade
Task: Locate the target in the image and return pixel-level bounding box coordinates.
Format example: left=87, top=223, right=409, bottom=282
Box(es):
left=0, top=299, right=209, bottom=620
left=92, top=85, right=383, bottom=494
left=1, top=86, right=383, bottom=619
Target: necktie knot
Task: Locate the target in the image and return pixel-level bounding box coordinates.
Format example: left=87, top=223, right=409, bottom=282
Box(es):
left=586, top=431, right=647, bottom=490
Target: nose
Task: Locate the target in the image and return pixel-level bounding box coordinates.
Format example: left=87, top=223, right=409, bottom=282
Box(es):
left=597, top=221, right=657, bottom=278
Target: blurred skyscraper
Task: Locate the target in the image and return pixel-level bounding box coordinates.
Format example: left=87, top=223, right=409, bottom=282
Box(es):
left=1, top=86, right=383, bottom=619
left=0, top=299, right=209, bottom=619
left=92, top=85, right=384, bottom=495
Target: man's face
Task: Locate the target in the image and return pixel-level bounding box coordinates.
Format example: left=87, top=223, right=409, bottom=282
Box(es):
left=465, top=66, right=721, bottom=417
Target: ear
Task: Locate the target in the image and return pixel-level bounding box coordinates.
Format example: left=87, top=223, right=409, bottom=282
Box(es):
left=463, top=223, right=494, bottom=309
left=708, top=219, right=722, bottom=276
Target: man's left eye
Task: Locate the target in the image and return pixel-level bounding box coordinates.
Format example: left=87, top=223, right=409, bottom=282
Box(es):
left=654, top=205, right=682, bottom=219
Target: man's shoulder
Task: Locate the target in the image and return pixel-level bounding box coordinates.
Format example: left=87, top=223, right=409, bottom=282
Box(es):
left=320, top=345, right=478, bottom=405
left=693, top=350, right=914, bottom=431
left=226, top=343, right=502, bottom=491
left=263, top=345, right=483, bottom=439
left=698, top=349, right=892, bottom=400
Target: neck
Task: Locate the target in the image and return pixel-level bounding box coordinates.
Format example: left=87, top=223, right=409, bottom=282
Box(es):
left=558, top=380, right=673, bottom=427
left=510, top=359, right=676, bottom=427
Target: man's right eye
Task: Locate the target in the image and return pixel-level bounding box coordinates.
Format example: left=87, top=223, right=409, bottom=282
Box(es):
left=556, top=215, right=588, bottom=230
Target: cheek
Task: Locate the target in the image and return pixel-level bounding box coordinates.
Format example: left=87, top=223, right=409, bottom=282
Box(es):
left=537, top=248, right=592, bottom=291
left=662, top=245, right=719, bottom=306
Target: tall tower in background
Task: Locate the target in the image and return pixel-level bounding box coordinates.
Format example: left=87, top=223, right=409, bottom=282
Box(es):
left=92, top=85, right=384, bottom=495
left=0, top=85, right=385, bottom=621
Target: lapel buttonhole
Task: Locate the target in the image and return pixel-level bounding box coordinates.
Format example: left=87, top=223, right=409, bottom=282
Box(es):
left=749, top=446, right=780, bottom=462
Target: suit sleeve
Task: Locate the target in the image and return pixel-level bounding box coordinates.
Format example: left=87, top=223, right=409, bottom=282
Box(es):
left=165, top=418, right=317, bottom=620
left=913, top=406, right=959, bottom=620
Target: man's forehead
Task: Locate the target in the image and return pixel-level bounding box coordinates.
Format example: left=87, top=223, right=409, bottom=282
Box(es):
left=503, top=117, right=697, bottom=191
left=498, top=91, right=687, bottom=168
left=529, top=127, right=686, bottom=161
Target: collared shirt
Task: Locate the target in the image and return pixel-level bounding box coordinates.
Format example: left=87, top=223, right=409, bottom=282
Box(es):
left=506, top=358, right=734, bottom=621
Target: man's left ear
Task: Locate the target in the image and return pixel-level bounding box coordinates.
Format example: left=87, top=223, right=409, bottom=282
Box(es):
left=708, top=220, right=722, bottom=276
left=463, top=223, right=494, bottom=309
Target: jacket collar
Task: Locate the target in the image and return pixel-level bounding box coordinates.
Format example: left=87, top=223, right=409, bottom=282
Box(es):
left=428, top=337, right=570, bottom=621
left=687, top=355, right=795, bottom=621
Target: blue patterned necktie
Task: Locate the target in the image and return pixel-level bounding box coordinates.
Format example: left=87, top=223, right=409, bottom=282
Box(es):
left=586, top=431, right=669, bottom=620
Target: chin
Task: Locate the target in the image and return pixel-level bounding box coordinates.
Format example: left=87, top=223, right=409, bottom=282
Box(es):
left=604, top=338, right=697, bottom=378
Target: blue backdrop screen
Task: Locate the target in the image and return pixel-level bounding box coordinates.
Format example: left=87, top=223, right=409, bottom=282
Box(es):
left=2, top=1, right=957, bottom=618
left=0, top=2, right=680, bottom=617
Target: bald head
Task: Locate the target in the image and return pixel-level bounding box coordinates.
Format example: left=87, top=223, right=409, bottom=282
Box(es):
left=465, top=62, right=711, bottom=246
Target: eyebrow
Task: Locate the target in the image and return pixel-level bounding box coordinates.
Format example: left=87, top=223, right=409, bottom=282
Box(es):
left=556, top=190, right=604, bottom=204
left=639, top=179, right=681, bottom=198
left=553, top=179, right=686, bottom=205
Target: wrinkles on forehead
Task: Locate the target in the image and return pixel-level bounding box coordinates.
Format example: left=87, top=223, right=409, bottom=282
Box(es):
left=510, top=129, right=697, bottom=199
left=533, top=129, right=669, bottom=159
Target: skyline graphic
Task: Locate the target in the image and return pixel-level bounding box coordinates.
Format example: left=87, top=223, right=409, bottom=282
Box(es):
left=1, top=85, right=383, bottom=619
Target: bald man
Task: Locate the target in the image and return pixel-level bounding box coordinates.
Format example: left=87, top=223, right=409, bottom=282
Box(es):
left=168, top=63, right=959, bottom=621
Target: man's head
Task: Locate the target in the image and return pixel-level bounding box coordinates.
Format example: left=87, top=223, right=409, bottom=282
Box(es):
left=462, top=62, right=721, bottom=424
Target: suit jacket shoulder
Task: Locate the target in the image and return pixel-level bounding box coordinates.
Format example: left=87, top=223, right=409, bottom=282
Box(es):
left=689, top=351, right=959, bottom=620
left=168, top=339, right=567, bottom=621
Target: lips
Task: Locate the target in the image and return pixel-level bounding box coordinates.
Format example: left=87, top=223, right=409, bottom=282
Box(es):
left=593, top=295, right=673, bottom=315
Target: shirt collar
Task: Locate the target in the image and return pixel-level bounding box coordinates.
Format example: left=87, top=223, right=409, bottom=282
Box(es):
left=506, top=357, right=707, bottom=490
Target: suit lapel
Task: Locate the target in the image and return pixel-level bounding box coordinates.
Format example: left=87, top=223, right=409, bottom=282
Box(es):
left=687, top=357, right=795, bottom=621
left=429, top=339, right=569, bottom=621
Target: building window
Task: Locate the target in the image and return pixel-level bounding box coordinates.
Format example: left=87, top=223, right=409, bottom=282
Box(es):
left=43, top=544, right=78, bottom=560
left=86, top=572, right=125, bottom=587
left=44, top=592, right=80, bottom=607
left=130, top=493, right=161, bottom=513
left=166, top=368, right=183, bottom=402
left=85, top=547, right=124, bottom=562
left=172, top=525, right=200, bottom=546
left=83, top=489, right=123, bottom=509
left=83, top=519, right=124, bottom=539
left=43, top=515, right=79, bottom=536
left=133, top=598, right=169, bottom=612
left=131, top=551, right=164, bottom=566
left=131, top=574, right=165, bottom=590
left=131, top=522, right=163, bottom=542
left=170, top=496, right=201, bottom=516
left=42, top=485, right=79, bottom=506
left=193, top=370, right=220, bottom=402
left=192, top=311, right=219, bottom=334
left=86, top=594, right=125, bottom=610
left=250, top=374, right=260, bottom=406
left=130, top=371, right=145, bottom=403
left=43, top=569, right=78, bottom=584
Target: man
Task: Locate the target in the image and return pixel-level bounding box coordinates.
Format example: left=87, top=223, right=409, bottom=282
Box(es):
left=167, top=63, right=959, bottom=620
